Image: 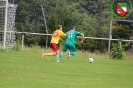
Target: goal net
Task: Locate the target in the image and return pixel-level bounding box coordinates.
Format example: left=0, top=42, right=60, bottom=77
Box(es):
left=0, top=0, right=18, bottom=49
left=0, top=0, right=6, bottom=46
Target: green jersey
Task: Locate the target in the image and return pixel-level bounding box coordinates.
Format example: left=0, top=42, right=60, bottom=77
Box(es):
left=65, top=30, right=82, bottom=45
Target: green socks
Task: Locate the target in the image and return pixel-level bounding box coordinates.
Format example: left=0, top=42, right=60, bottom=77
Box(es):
left=58, top=53, right=63, bottom=61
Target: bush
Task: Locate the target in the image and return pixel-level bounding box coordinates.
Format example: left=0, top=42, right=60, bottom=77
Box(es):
left=110, top=42, right=123, bottom=60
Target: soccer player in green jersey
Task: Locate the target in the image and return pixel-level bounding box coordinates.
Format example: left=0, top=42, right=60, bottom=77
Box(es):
left=57, top=25, right=84, bottom=62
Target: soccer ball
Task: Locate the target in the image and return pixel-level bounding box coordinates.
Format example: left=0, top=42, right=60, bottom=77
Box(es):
left=88, top=58, right=93, bottom=63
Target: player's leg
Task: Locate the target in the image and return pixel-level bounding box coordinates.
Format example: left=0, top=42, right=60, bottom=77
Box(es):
left=68, top=49, right=75, bottom=59
left=57, top=51, right=64, bottom=62
left=56, top=50, right=59, bottom=60
left=42, top=43, right=58, bottom=58
left=57, top=43, right=68, bottom=62
left=68, top=51, right=71, bottom=59
left=68, top=44, right=76, bottom=57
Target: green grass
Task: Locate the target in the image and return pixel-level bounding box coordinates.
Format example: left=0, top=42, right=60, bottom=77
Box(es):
left=0, top=49, right=133, bottom=88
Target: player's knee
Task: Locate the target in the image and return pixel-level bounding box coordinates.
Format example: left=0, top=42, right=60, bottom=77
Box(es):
left=60, top=52, right=64, bottom=55
left=70, top=52, right=75, bottom=56
left=53, top=52, right=57, bottom=55
left=56, top=51, right=59, bottom=54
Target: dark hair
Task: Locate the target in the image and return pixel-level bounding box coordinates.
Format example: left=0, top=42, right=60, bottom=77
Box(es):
left=57, top=25, right=62, bottom=29
left=71, top=25, right=76, bottom=29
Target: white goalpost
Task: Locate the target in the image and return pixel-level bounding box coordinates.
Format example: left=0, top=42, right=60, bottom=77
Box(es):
left=0, top=0, right=18, bottom=49
left=0, top=0, right=8, bottom=49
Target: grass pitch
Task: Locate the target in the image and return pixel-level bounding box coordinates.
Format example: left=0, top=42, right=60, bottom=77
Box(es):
left=0, top=49, right=133, bottom=88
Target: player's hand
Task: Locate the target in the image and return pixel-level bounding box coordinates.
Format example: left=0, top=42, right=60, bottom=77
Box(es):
left=80, top=40, right=84, bottom=44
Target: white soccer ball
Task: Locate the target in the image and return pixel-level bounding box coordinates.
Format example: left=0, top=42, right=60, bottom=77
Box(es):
left=88, top=58, right=93, bottom=63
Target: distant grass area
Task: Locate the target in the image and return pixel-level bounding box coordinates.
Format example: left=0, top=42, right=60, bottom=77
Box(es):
left=0, top=48, right=133, bottom=88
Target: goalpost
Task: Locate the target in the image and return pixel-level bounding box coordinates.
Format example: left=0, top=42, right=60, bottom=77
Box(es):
left=108, top=19, right=133, bottom=52
left=0, top=0, right=8, bottom=49
left=0, top=0, right=18, bottom=49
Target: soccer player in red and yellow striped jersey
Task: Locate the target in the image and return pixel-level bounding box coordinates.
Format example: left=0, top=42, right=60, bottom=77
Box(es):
left=42, top=25, right=66, bottom=60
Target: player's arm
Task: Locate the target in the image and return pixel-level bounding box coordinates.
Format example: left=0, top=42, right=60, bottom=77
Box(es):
left=60, top=31, right=66, bottom=37
left=76, top=31, right=84, bottom=44
left=80, top=33, right=84, bottom=44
